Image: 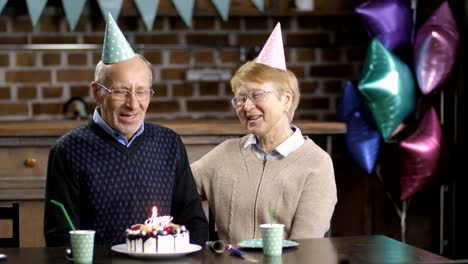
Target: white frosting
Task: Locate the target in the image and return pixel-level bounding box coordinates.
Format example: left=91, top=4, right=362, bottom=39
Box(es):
left=126, top=231, right=190, bottom=253
left=126, top=207, right=190, bottom=253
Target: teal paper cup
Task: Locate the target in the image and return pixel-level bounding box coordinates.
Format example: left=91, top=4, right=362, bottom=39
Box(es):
left=264, top=255, right=284, bottom=264
left=69, top=230, right=95, bottom=263
left=260, top=224, right=284, bottom=256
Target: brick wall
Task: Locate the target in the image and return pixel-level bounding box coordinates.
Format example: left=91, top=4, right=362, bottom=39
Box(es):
left=0, top=0, right=460, bottom=255
left=0, top=2, right=368, bottom=121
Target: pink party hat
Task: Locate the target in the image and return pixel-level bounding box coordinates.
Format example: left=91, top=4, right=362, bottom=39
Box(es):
left=256, top=22, right=286, bottom=70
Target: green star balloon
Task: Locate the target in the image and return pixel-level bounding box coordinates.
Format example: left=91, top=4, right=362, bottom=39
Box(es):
left=358, top=39, right=416, bottom=141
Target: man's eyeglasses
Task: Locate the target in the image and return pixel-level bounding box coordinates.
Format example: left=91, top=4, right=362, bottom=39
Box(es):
left=96, top=83, right=154, bottom=101
left=231, top=90, right=273, bottom=108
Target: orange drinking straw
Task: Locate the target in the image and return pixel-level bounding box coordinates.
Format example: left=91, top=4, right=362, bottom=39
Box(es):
left=50, top=199, right=76, bottom=231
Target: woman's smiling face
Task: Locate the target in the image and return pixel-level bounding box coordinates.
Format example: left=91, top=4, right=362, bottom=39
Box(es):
left=235, top=81, right=291, bottom=139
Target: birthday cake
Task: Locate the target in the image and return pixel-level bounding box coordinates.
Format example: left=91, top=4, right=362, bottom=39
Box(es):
left=126, top=207, right=190, bottom=253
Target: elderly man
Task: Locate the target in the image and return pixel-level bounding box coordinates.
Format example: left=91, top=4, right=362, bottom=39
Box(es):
left=44, top=14, right=208, bottom=246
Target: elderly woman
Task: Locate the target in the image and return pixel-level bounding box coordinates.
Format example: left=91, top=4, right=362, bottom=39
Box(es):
left=191, top=54, right=337, bottom=243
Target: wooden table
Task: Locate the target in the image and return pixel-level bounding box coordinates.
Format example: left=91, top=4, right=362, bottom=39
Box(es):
left=0, top=235, right=450, bottom=264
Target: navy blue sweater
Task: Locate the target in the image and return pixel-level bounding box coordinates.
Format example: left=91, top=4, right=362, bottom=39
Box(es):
left=44, top=121, right=208, bottom=246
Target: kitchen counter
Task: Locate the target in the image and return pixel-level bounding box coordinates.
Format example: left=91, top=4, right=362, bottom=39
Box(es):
left=0, top=119, right=346, bottom=200
left=0, top=119, right=346, bottom=198
left=0, top=119, right=346, bottom=136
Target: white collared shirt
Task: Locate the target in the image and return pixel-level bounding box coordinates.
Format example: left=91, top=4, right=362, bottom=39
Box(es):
left=243, top=125, right=306, bottom=160
left=92, top=107, right=144, bottom=147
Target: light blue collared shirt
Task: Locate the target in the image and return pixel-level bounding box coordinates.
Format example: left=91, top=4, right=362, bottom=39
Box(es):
left=92, top=107, right=144, bottom=147
left=243, top=125, right=306, bottom=160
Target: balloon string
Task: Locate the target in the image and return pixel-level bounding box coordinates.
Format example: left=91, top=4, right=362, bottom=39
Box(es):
left=440, top=90, right=445, bottom=126
left=410, top=0, right=418, bottom=44
left=375, top=164, right=411, bottom=242
left=401, top=200, right=408, bottom=243
left=375, top=164, right=401, bottom=217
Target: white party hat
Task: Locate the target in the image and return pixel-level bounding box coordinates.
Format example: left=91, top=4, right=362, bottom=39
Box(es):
left=256, top=22, right=286, bottom=70
left=101, top=13, right=135, bottom=64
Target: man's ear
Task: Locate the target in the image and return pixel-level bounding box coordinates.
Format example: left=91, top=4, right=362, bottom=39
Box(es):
left=91, top=82, right=101, bottom=106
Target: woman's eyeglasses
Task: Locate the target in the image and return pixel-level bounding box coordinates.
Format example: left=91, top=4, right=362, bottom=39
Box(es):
left=96, top=83, right=154, bottom=101
left=231, top=90, right=273, bottom=108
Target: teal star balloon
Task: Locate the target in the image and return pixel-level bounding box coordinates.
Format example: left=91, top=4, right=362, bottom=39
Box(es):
left=358, top=38, right=416, bottom=141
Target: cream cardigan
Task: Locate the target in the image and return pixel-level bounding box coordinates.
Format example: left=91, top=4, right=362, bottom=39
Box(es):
left=191, top=135, right=337, bottom=244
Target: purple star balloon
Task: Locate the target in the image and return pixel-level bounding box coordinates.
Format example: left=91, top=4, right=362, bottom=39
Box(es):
left=399, top=107, right=443, bottom=200
left=358, top=39, right=416, bottom=141
left=414, top=1, right=460, bottom=95
left=355, top=0, right=413, bottom=51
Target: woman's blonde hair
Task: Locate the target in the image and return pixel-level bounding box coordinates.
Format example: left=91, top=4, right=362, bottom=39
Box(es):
left=230, top=60, right=300, bottom=122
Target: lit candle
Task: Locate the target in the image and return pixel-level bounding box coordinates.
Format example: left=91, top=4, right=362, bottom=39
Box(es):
left=152, top=206, right=157, bottom=218
left=144, top=206, right=173, bottom=228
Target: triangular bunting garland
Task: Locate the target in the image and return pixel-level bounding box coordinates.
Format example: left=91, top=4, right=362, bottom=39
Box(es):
left=61, top=0, right=86, bottom=31
left=250, top=0, right=264, bottom=12
left=97, top=0, right=123, bottom=22
left=134, top=0, right=160, bottom=31
left=19, top=0, right=263, bottom=30
left=25, top=0, right=47, bottom=26
left=0, top=0, right=8, bottom=14
left=171, top=0, right=195, bottom=28
left=211, top=0, right=230, bottom=22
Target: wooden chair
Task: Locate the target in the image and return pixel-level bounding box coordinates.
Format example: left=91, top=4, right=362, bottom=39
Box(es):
left=0, top=202, right=20, bottom=247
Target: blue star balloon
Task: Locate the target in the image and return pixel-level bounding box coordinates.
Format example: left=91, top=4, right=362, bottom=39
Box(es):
left=358, top=38, right=416, bottom=141
left=346, top=110, right=382, bottom=174
left=337, top=81, right=382, bottom=174
left=337, top=81, right=362, bottom=122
